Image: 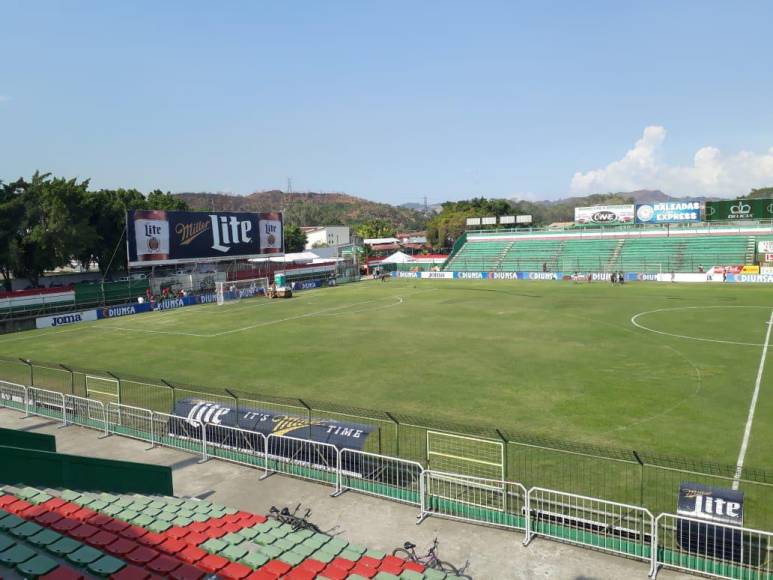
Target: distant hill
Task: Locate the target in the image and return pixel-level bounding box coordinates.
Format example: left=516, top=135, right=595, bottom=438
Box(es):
left=175, top=190, right=428, bottom=231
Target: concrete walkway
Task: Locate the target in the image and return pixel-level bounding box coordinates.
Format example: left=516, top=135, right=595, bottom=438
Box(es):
left=0, top=408, right=690, bottom=580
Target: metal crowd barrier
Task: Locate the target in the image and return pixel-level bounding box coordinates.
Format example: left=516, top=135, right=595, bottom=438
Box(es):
left=3, top=385, right=773, bottom=580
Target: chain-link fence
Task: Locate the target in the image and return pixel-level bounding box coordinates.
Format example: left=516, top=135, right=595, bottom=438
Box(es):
left=1, top=354, right=771, bottom=530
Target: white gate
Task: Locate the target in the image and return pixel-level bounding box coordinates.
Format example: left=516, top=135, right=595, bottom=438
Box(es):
left=64, top=394, right=107, bottom=436
left=0, top=381, right=27, bottom=413
left=85, top=374, right=120, bottom=404
left=426, top=430, right=504, bottom=480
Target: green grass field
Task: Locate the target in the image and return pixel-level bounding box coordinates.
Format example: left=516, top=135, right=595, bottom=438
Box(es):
left=1, top=278, right=772, bottom=473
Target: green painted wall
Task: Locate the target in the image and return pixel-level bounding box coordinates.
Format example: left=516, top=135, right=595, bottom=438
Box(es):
left=0, top=427, right=56, bottom=452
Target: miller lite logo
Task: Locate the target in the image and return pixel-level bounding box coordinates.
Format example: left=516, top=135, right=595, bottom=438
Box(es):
left=258, top=217, right=283, bottom=252
left=677, top=482, right=743, bottom=525
left=209, top=214, right=253, bottom=253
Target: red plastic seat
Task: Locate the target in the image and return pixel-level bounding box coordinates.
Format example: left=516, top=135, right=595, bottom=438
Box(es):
left=206, top=517, right=226, bottom=528
left=106, top=538, right=140, bottom=557
left=349, top=564, right=377, bottom=578
left=70, top=523, right=99, bottom=540
left=165, top=526, right=190, bottom=540
left=126, top=546, right=159, bottom=565
left=219, top=562, right=252, bottom=579
left=87, top=530, right=118, bottom=548
left=177, top=545, right=206, bottom=565
left=119, top=526, right=147, bottom=540
left=221, top=522, right=243, bottom=534
left=245, top=570, right=277, bottom=580
left=104, top=519, right=131, bottom=534
left=318, top=565, right=347, bottom=580
left=298, top=559, right=325, bottom=574
left=22, top=504, right=50, bottom=519
left=56, top=503, right=81, bottom=517
left=146, top=554, right=182, bottom=574
left=36, top=511, right=64, bottom=526
left=109, top=564, right=151, bottom=580
left=181, top=532, right=207, bottom=546
left=0, top=494, right=18, bottom=507
left=262, top=560, right=292, bottom=576
left=357, top=556, right=381, bottom=569
left=87, top=513, right=114, bottom=527
left=41, top=497, right=67, bottom=510
left=202, top=527, right=226, bottom=539
left=186, top=522, right=209, bottom=534
left=5, top=498, right=33, bottom=514
left=159, top=537, right=186, bottom=555
left=330, top=557, right=355, bottom=571
left=137, top=532, right=166, bottom=547
left=378, top=560, right=404, bottom=575
left=380, top=555, right=406, bottom=569
left=72, top=507, right=98, bottom=522
left=169, top=563, right=206, bottom=580
left=197, top=553, right=228, bottom=573
left=40, top=566, right=86, bottom=580
left=52, top=518, right=80, bottom=533
left=403, top=561, right=425, bottom=572
left=284, top=568, right=316, bottom=580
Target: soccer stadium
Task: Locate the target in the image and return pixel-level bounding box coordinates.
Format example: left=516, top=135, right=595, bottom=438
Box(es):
left=3, top=3, right=773, bottom=579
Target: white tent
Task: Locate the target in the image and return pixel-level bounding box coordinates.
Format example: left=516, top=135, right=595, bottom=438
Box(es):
left=380, top=251, right=414, bottom=264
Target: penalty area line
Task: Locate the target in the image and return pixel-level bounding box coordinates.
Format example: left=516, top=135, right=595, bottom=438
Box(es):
left=732, top=309, right=773, bottom=490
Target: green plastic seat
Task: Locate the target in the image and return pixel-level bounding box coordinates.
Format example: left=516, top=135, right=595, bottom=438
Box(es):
left=278, top=550, right=305, bottom=566
left=16, top=487, right=44, bottom=500
left=325, top=537, right=348, bottom=552
left=260, top=544, right=282, bottom=559
left=146, top=520, right=170, bottom=533
left=255, top=533, right=275, bottom=546
left=201, top=538, right=227, bottom=554
left=347, top=543, right=367, bottom=555
left=373, top=573, right=400, bottom=580
left=310, top=549, right=336, bottom=563
left=118, top=509, right=139, bottom=521
left=103, top=505, right=123, bottom=516
left=422, top=569, right=448, bottom=580
left=364, top=548, right=385, bottom=559
left=239, top=527, right=258, bottom=540
left=0, top=534, right=15, bottom=552
left=61, top=490, right=81, bottom=502
left=240, top=550, right=268, bottom=569
left=88, top=500, right=109, bottom=511
left=223, top=532, right=245, bottom=545
left=99, top=493, right=119, bottom=503
left=190, top=513, right=209, bottom=523
left=291, top=543, right=315, bottom=558
left=141, top=507, right=161, bottom=518
left=128, top=501, right=147, bottom=512
left=0, top=514, right=25, bottom=531
left=221, top=544, right=248, bottom=561
left=132, top=515, right=154, bottom=527
left=16, top=553, right=58, bottom=577
left=10, top=521, right=43, bottom=539
left=114, top=497, right=134, bottom=508
left=29, top=492, right=54, bottom=505
left=47, top=537, right=82, bottom=556
left=88, top=554, right=126, bottom=576
left=294, top=529, right=314, bottom=540
left=156, top=511, right=176, bottom=523
left=340, top=548, right=363, bottom=562
left=0, top=543, right=36, bottom=565
left=176, top=509, right=194, bottom=518
left=222, top=506, right=238, bottom=515
left=400, top=570, right=425, bottom=580
left=67, top=544, right=103, bottom=565
left=274, top=537, right=297, bottom=552
left=172, top=516, right=193, bottom=527
left=28, top=529, right=62, bottom=547
left=76, top=495, right=96, bottom=507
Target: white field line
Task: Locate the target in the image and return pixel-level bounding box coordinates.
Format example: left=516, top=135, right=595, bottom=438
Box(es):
left=732, top=309, right=773, bottom=489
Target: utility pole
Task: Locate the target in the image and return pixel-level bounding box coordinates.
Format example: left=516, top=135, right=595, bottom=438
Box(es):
left=287, top=177, right=293, bottom=194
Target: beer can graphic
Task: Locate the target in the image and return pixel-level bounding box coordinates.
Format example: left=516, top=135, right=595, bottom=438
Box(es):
left=133, top=210, right=170, bottom=262
left=258, top=213, right=283, bottom=254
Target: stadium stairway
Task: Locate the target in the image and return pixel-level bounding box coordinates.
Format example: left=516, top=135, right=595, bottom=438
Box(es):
left=0, top=486, right=445, bottom=580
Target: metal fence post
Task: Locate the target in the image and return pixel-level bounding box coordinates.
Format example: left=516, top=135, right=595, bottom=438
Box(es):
left=19, top=358, right=32, bottom=387
left=107, top=371, right=121, bottom=406
left=60, top=364, right=74, bottom=395
left=386, top=411, right=400, bottom=457
left=633, top=450, right=645, bottom=508
left=417, top=470, right=427, bottom=525
left=199, top=422, right=208, bottom=463
left=522, top=487, right=534, bottom=546
left=298, top=398, right=312, bottom=440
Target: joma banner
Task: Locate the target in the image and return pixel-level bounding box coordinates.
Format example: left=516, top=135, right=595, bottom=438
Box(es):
left=127, top=210, right=283, bottom=267
left=170, top=398, right=373, bottom=450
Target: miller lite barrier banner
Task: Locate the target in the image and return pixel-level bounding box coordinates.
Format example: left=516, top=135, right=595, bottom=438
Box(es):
left=574, top=205, right=634, bottom=225
left=127, top=210, right=283, bottom=267
left=635, top=201, right=701, bottom=224
left=170, top=398, right=373, bottom=450
left=705, top=198, right=773, bottom=221
left=675, top=482, right=766, bottom=564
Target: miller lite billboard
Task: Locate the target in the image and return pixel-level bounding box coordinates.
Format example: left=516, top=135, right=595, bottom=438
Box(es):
left=127, top=210, right=283, bottom=267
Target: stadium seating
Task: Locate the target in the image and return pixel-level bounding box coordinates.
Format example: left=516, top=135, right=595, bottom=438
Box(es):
left=444, top=233, right=754, bottom=273
left=0, top=485, right=448, bottom=579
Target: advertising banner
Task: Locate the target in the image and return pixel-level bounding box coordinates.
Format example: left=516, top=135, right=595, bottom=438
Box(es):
left=97, top=303, right=152, bottom=319
left=574, top=205, right=634, bottom=225
left=170, top=398, right=373, bottom=450
left=127, top=210, right=283, bottom=267
left=36, top=310, right=98, bottom=329
left=758, top=240, right=773, bottom=253
left=635, top=201, right=701, bottom=224
left=705, top=199, right=773, bottom=221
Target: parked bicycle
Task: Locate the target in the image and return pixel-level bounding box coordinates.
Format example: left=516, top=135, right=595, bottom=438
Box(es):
left=268, top=504, right=338, bottom=535
left=392, top=537, right=471, bottom=578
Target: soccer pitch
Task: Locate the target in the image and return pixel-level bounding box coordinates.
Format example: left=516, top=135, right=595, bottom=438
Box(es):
left=1, top=278, right=772, bottom=472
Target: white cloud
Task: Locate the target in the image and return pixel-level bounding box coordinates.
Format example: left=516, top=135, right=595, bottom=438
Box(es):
left=571, top=126, right=773, bottom=196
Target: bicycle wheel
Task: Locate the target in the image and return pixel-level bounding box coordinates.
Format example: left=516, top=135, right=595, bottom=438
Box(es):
left=391, top=548, right=416, bottom=561
left=435, top=560, right=463, bottom=576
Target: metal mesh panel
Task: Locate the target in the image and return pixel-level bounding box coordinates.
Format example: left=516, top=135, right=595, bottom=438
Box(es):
left=527, top=487, right=653, bottom=561
left=339, top=449, right=422, bottom=504
left=30, top=363, right=71, bottom=394
left=265, top=434, right=339, bottom=487
left=85, top=375, right=120, bottom=405
left=0, top=358, right=30, bottom=386
left=65, top=394, right=107, bottom=434
left=107, top=403, right=154, bottom=444
left=654, top=513, right=772, bottom=579
left=204, top=423, right=266, bottom=469
left=427, top=431, right=504, bottom=480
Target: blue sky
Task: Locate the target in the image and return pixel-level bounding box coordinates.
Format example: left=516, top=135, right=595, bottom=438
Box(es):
left=2, top=1, right=773, bottom=204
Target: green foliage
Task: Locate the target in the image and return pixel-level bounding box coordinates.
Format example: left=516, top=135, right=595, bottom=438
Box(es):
left=744, top=187, right=773, bottom=199
left=354, top=219, right=396, bottom=239
left=0, top=172, right=189, bottom=283
left=283, top=224, right=307, bottom=253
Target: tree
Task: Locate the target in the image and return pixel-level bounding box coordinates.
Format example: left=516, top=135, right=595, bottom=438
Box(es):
left=0, top=179, right=25, bottom=290
left=145, top=189, right=189, bottom=210
left=355, top=219, right=396, bottom=239
left=744, top=187, right=773, bottom=199
left=283, top=224, right=307, bottom=253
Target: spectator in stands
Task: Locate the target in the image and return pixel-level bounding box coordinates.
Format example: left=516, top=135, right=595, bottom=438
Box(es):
left=618, top=271, right=624, bottom=284
left=542, top=262, right=547, bottom=272
left=698, top=264, right=705, bottom=273
left=610, top=272, right=617, bottom=284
